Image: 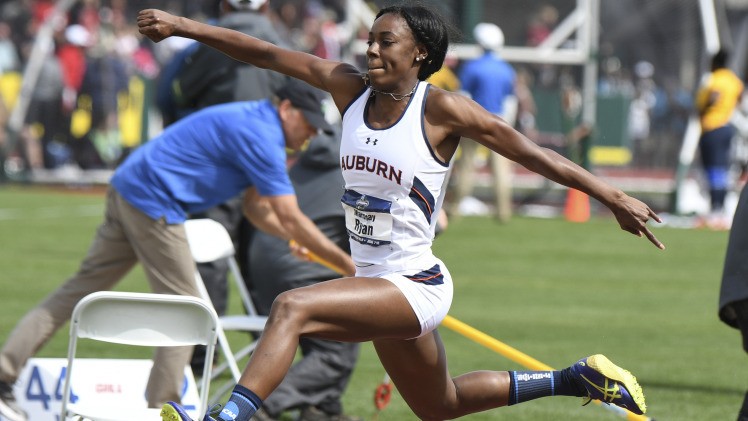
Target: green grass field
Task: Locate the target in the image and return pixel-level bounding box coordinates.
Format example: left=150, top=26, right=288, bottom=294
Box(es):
left=0, top=185, right=743, bottom=420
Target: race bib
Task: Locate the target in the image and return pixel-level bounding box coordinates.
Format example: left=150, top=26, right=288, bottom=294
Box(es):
left=341, top=190, right=393, bottom=246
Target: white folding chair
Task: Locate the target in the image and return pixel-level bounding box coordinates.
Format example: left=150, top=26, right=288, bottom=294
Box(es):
left=60, top=291, right=219, bottom=421
left=183, top=218, right=268, bottom=401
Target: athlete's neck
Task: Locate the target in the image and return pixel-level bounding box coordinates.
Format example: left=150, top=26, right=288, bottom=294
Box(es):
left=363, top=74, right=419, bottom=101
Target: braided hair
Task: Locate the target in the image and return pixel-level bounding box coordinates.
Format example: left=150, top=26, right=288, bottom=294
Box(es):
left=376, top=4, right=456, bottom=81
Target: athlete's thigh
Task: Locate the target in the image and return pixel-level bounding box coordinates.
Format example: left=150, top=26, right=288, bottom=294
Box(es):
left=284, top=276, right=422, bottom=341
left=373, top=330, right=454, bottom=412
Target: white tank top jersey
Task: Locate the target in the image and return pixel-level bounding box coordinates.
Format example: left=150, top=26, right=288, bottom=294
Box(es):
left=340, top=81, right=451, bottom=277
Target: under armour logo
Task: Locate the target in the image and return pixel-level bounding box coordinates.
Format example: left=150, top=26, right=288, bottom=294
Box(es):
left=366, top=137, right=379, bottom=145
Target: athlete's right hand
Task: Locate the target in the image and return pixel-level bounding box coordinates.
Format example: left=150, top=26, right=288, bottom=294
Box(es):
left=137, top=9, right=179, bottom=43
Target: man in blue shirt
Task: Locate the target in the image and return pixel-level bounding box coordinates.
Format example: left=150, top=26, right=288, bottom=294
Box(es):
left=459, top=23, right=515, bottom=116
left=452, top=22, right=517, bottom=221
left=248, top=127, right=361, bottom=421
left=0, top=79, right=355, bottom=421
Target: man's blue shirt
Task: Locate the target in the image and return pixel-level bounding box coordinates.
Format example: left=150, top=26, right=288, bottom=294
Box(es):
left=111, top=100, right=294, bottom=223
left=459, top=52, right=516, bottom=114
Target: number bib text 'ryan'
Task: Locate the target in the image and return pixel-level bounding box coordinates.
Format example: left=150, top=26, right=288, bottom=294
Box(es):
left=342, top=190, right=393, bottom=246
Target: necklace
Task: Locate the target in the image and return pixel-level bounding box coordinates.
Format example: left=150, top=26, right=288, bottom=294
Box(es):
left=363, top=74, right=418, bottom=101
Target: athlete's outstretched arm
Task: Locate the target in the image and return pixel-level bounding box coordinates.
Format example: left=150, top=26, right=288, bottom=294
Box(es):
left=137, top=9, right=363, bottom=109
left=429, top=89, right=665, bottom=250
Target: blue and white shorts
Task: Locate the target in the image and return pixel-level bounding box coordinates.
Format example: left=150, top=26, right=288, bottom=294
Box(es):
left=379, top=258, right=454, bottom=338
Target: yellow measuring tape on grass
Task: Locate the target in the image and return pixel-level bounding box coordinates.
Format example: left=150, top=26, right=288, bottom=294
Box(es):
left=290, top=240, right=652, bottom=421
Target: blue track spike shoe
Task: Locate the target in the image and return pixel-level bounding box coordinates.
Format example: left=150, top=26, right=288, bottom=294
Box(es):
left=570, top=354, right=647, bottom=415
left=160, top=401, right=219, bottom=421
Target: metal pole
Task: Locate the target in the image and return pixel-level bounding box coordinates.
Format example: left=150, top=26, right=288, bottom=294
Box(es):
left=580, top=0, right=599, bottom=171
left=3, top=0, right=79, bottom=180
left=699, top=0, right=722, bottom=56
left=6, top=0, right=78, bottom=135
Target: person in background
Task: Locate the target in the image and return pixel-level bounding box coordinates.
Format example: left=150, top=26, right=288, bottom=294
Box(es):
left=168, top=0, right=289, bottom=371
left=139, top=5, right=663, bottom=421
left=695, top=49, right=744, bottom=230
left=58, top=24, right=89, bottom=117
left=174, top=0, right=287, bottom=112
left=525, top=3, right=559, bottom=87
left=525, top=3, right=558, bottom=47
left=75, top=34, right=130, bottom=168
left=513, top=67, right=538, bottom=140
left=426, top=52, right=460, bottom=93
left=0, top=20, right=20, bottom=152
left=0, top=79, right=353, bottom=421
left=57, top=24, right=91, bottom=167
left=0, top=21, right=20, bottom=74
left=452, top=22, right=516, bottom=221
left=24, top=36, right=64, bottom=169
left=718, top=182, right=748, bottom=421
left=248, top=128, right=361, bottom=421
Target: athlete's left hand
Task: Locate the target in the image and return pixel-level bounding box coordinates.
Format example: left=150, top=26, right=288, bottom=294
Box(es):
left=610, top=195, right=665, bottom=250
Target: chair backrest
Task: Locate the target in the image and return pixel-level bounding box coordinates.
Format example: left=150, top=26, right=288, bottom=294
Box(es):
left=183, top=218, right=267, bottom=395
left=62, top=291, right=219, bottom=419
left=72, top=291, right=218, bottom=347
left=184, top=218, right=236, bottom=263
left=184, top=218, right=260, bottom=317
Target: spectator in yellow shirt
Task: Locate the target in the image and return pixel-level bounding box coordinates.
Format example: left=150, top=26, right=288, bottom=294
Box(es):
left=427, top=53, right=460, bottom=92
left=696, top=49, right=744, bottom=229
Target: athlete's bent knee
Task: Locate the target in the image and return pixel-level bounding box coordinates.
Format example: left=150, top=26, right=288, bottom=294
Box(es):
left=268, top=290, right=308, bottom=327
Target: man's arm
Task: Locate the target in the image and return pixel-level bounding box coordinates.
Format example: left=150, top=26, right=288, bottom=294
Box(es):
left=242, top=187, right=286, bottom=238
left=242, top=188, right=355, bottom=276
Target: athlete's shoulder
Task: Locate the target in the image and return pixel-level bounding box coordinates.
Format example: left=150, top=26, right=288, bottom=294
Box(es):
left=326, top=68, right=368, bottom=112
left=424, top=86, right=471, bottom=118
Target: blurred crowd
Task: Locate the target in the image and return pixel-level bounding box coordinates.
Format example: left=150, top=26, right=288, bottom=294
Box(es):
left=0, top=0, right=348, bottom=174
left=0, top=0, right=743, bottom=181
left=598, top=50, right=695, bottom=169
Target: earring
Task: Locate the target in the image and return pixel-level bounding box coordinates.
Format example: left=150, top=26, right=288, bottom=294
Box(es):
left=416, top=57, right=421, bottom=62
